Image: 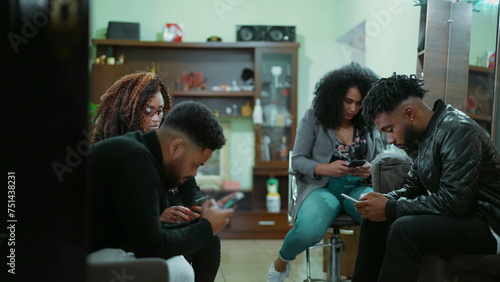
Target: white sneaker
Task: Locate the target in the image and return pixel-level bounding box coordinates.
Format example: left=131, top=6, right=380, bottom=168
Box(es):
left=267, top=262, right=290, bottom=282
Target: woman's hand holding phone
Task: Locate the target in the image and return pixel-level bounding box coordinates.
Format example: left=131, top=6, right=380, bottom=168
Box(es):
left=346, top=160, right=366, bottom=167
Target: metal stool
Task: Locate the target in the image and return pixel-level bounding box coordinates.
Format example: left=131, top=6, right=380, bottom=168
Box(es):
left=287, top=152, right=360, bottom=281
left=305, top=213, right=359, bottom=282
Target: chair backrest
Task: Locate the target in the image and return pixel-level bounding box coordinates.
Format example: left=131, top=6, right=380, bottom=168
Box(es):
left=371, top=152, right=413, bottom=193
left=287, top=150, right=298, bottom=225
left=86, top=248, right=169, bottom=282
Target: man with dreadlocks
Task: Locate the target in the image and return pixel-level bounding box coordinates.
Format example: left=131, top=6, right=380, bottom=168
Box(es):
left=352, top=73, right=500, bottom=282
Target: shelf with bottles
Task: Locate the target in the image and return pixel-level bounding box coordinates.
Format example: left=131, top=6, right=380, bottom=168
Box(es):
left=253, top=94, right=294, bottom=165
left=467, top=65, right=495, bottom=131
left=171, top=90, right=254, bottom=98
left=254, top=49, right=297, bottom=167
left=174, top=96, right=254, bottom=119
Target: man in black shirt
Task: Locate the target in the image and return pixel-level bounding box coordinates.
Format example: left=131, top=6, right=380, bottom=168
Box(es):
left=88, top=101, right=233, bottom=281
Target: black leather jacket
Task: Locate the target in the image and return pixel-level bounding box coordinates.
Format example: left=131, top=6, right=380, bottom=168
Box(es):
left=385, top=99, right=500, bottom=235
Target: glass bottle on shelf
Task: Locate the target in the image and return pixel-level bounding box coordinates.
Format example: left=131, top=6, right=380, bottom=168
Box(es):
left=252, top=98, right=263, bottom=125
left=279, top=136, right=288, bottom=161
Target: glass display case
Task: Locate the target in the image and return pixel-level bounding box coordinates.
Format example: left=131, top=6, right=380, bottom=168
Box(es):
left=252, top=46, right=298, bottom=211
left=254, top=48, right=297, bottom=166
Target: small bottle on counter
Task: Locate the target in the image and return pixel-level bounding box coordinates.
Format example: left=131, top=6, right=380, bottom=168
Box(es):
left=266, top=178, right=281, bottom=213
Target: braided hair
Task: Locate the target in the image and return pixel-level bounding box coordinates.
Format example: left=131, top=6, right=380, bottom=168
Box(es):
left=361, top=73, right=428, bottom=128
left=90, top=71, right=173, bottom=143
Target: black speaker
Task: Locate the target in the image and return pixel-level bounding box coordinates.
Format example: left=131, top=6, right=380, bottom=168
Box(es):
left=236, top=25, right=296, bottom=42
left=266, top=26, right=296, bottom=42
left=236, top=25, right=267, bottom=41
left=107, top=21, right=140, bottom=40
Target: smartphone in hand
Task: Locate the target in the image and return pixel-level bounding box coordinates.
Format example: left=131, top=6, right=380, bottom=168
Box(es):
left=194, top=195, right=209, bottom=204
left=191, top=196, right=210, bottom=213
left=222, top=192, right=245, bottom=210
left=341, top=193, right=360, bottom=203
left=346, top=159, right=366, bottom=167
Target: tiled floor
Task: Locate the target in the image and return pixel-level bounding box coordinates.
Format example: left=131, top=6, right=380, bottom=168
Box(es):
left=215, top=239, right=351, bottom=282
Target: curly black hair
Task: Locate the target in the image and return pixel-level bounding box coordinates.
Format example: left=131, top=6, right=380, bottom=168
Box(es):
left=362, top=73, right=428, bottom=127
left=90, top=71, right=173, bottom=144
left=312, top=62, right=379, bottom=130
left=161, top=101, right=226, bottom=151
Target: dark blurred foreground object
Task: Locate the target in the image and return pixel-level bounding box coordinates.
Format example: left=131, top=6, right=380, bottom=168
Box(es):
left=3, top=0, right=89, bottom=281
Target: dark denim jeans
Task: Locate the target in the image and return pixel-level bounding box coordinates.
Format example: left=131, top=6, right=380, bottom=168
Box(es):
left=352, top=215, right=496, bottom=282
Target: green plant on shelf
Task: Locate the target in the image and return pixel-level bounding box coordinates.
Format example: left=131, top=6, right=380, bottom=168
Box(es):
left=89, top=102, right=99, bottom=121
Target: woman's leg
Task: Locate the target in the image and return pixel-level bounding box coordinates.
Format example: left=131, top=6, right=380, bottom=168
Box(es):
left=342, top=185, right=372, bottom=222
left=185, top=235, right=221, bottom=282
left=328, top=175, right=372, bottom=222
left=122, top=250, right=195, bottom=282
left=279, top=187, right=342, bottom=262
left=166, top=255, right=196, bottom=282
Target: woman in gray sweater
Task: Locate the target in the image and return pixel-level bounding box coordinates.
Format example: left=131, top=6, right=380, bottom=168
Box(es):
left=267, top=63, right=386, bottom=281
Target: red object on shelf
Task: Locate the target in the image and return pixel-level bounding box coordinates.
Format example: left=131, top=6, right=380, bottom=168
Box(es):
left=488, top=52, right=496, bottom=69
left=163, top=23, right=183, bottom=42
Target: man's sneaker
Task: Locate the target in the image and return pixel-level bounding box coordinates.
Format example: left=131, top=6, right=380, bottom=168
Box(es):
left=267, top=262, right=290, bottom=282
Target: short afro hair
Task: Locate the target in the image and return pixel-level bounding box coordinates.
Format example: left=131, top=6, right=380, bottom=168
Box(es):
left=312, top=62, right=379, bottom=130
left=362, top=73, right=428, bottom=127
left=161, top=101, right=226, bottom=151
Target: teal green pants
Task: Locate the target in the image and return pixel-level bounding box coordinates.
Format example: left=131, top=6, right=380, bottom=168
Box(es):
left=279, top=175, right=371, bottom=262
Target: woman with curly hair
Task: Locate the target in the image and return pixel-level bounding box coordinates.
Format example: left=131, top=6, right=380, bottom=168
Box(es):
left=267, top=62, right=386, bottom=281
left=90, top=71, right=223, bottom=282
left=90, top=71, right=173, bottom=143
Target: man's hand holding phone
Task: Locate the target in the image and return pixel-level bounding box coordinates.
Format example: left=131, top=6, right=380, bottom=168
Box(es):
left=353, top=192, right=389, bottom=222
left=201, top=198, right=234, bottom=234
left=341, top=193, right=360, bottom=203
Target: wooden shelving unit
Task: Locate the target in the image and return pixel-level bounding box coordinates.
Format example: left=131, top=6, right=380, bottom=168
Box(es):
left=92, top=39, right=300, bottom=238
left=170, top=90, right=254, bottom=98
left=469, top=65, right=495, bottom=74
left=416, top=1, right=498, bottom=136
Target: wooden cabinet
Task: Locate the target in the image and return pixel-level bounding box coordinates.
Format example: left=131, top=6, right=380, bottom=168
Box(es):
left=219, top=211, right=291, bottom=239
left=417, top=1, right=499, bottom=137
left=416, top=0, right=472, bottom=111
left=92, top=39, right=299, bottom=238
left=91, top=64, right=126, bottom=104
left=91, top=40, right=260, bottom=112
